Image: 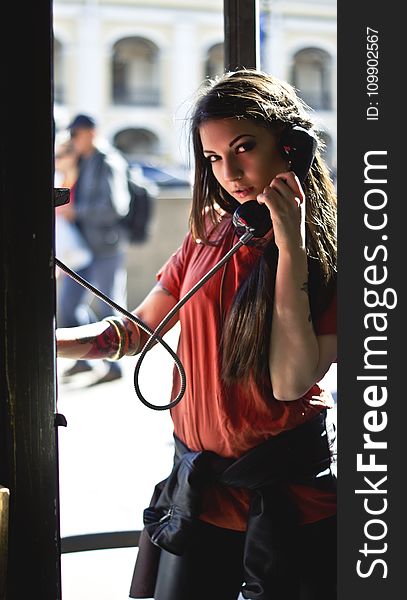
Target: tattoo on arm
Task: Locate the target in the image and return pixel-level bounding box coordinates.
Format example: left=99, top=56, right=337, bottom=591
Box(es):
left=125, top=322, right=141, bottom=355
left=78, top=337, right=93, bottom=345
left=81, top=329, right=120, bottom=359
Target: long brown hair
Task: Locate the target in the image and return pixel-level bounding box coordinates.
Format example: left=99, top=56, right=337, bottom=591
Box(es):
left=189, top=70, right=337, bottom=385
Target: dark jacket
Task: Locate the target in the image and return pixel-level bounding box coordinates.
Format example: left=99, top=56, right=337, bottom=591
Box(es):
left=138, top=410, right=336, bottom=599
left=74, top=149, right=130, bottom=256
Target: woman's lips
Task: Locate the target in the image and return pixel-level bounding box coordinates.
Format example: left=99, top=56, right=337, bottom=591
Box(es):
left=233, top=186, right=255, bottom=200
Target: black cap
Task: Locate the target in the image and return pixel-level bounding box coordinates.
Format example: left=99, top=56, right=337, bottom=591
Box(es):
left=67, top=114, right=96, bottom=131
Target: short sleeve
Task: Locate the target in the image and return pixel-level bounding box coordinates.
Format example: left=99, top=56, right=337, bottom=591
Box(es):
left=315, top=290, right=337, bottom=336
left=156, top=233, right=193, bottom=301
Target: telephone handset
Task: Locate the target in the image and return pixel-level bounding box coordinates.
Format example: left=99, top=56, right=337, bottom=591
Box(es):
left=279, top=125, right=318, bottom=185
left=232, top=125, right=318, bottom=238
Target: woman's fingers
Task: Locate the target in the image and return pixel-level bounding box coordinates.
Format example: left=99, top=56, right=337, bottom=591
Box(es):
left=274, top=171, right=305, bottom=203
left=256, top=171, right=306, bottom=249
left=257, top=171, right=304, bottom=209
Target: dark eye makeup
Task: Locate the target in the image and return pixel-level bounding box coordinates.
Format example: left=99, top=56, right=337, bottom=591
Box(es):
left=235, top=139, right=256, bottom=153
left=204, top=139, right=257, bottom=163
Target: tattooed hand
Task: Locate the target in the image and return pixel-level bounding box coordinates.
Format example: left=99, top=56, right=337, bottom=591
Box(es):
left=57, top=321, right=121, bottom=360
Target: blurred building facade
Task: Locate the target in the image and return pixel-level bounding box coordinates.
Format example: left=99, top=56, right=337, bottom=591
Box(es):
left=53, top=0, right=336, bottom=172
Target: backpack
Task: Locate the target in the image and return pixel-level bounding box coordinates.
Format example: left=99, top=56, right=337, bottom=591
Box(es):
left=121, top=176, right=154, bottom=243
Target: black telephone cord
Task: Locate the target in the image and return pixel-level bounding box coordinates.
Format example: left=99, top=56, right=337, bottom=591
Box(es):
left=55, top=229, right=253, bottom=410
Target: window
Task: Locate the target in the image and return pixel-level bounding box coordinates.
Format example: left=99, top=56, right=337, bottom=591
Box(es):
left=113, top=127, right=160, bottom=161
left=291, top=48, right=332, bottom=111
left=112, top=37, right=160, bottom=106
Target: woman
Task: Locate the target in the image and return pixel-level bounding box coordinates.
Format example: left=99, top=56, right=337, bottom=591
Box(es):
left=57, top=70, right=337, bottom=599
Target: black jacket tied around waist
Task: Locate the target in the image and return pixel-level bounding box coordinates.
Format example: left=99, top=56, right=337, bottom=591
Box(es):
left=142, top=410, right=336, bottom=599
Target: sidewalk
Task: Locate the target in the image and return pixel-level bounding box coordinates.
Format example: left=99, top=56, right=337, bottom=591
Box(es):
left=57, top=327, right=179, bottom=600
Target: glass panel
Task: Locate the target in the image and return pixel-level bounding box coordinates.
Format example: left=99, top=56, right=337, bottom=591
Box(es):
left=57, top=331, right=178, bottom=539
left=53, top=1, right=336, bottom=597
left=259, top=1, right=337, bottom=177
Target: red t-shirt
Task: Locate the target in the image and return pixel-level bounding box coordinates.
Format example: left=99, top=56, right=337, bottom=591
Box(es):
left=157, top=215, right=336, bottom=530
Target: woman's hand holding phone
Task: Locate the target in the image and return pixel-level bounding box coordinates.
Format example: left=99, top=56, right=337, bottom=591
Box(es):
left=257, top=170, right=306, bottom=252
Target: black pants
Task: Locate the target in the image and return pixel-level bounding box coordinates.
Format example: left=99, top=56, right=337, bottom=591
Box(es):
left=154, top=516, right=337, bottom=600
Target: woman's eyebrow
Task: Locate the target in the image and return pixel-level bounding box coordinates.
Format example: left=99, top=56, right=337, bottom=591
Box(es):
left=203, top=134, right=255, bottom=154
left=228, top=134, right=255, bottom=147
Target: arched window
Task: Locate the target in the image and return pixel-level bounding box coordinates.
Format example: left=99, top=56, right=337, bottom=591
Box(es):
left=113, top=128, right=160, bottom=161
left=292, top=48, right=332, bottom=111
left=53, top=38, right=64, bottom=104
left=112, top=37, right=160, bottom=106
left=205, top=43, right=224, bottom=79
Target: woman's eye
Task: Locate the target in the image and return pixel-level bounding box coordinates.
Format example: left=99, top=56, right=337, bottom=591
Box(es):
left=236, top=140, right=256, bottom=154
left=207, top=155, right=220, bottom=163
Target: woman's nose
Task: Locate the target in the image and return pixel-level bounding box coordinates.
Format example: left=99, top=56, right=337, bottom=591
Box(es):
left=223, top=157, right=243, bottom=181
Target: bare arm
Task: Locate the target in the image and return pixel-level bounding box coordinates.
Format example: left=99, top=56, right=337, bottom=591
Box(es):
left=258, top=172, right=336, bottom=401
left=269, top=245, right=337, bottom=400
left=56, top=283, right=178, bottom=360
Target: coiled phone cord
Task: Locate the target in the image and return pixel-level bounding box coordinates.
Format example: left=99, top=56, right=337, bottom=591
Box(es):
left=55, top=227, right=254, bottom=411
left=55, top=257, right=187, bottom=407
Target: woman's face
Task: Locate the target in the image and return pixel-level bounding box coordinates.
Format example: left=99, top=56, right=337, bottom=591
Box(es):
left=199, top=117, right=288, bottom=204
